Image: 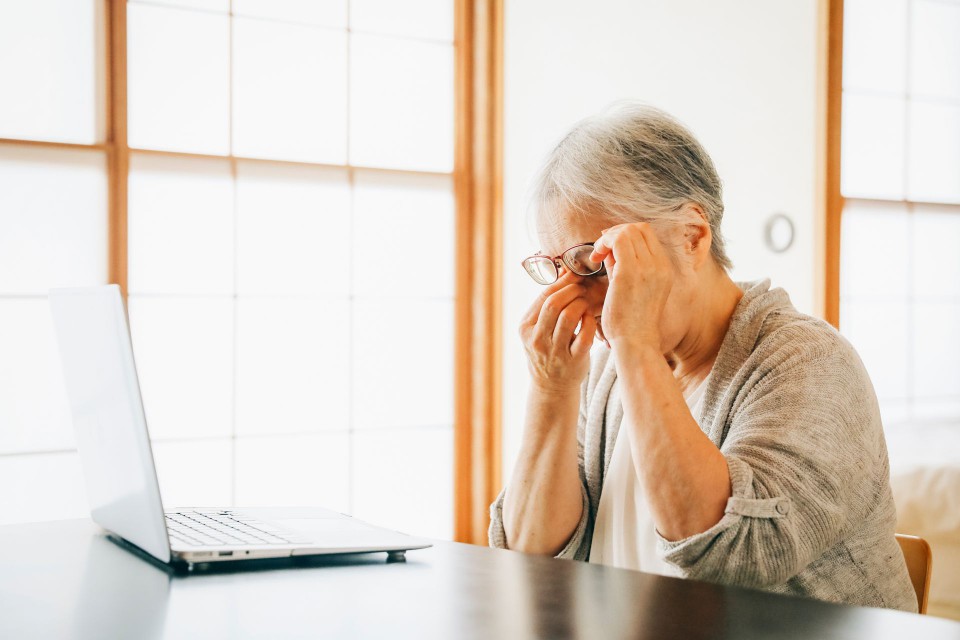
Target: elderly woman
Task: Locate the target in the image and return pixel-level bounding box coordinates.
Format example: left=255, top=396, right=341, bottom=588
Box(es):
left=488, top=103, right=917, bottom=612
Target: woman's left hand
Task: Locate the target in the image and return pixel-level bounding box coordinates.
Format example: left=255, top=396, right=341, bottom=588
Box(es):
left=589, top=222, right=674, bottom=353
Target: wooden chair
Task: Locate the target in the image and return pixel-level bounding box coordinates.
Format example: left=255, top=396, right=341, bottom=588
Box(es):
left=896, top=533, right=932, bottom=614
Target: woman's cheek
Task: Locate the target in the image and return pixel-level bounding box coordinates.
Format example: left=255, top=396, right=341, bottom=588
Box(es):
left=584, top=277, right=608, bottom=316
left=584, top=277, right=609, bottom=347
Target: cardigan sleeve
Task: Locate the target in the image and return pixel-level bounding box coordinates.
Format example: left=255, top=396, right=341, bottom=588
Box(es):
left=655, top=336, right=880, bottom=589
left=488, top=375, right=593, bottom=561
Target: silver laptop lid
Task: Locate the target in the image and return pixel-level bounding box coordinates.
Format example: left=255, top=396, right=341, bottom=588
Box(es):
left=50, top=285, right=171, bottom=563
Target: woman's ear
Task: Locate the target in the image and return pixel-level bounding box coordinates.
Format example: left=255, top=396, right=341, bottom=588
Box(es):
left=683, top=204, right=713, bottom=267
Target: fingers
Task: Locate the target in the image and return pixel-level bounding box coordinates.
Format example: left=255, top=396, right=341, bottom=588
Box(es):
left=633, top=222, right=668, bottom=261
left=590, top=242, right=617, bottom=274
left=533, top=282, right=585, bottom=338
left=590, top=225, right=640, bottom=266
left=589, top=222, right=669, bottom=270
left=588, top=231, right=615, bottom=264
left=570, top=313, right=596, bottom=358
left=520, top=270, right=582, bottom=327
left=552, top=297, right=589, bottom=344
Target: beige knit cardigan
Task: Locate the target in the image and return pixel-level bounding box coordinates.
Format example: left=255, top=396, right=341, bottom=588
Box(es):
left=489, top=280, right=918, bottom=612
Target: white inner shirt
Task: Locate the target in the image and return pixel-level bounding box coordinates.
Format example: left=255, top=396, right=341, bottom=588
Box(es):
left=589, top=376, right=710, bottom=574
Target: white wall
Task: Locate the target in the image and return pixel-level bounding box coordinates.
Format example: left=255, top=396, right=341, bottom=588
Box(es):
left=501, top=0, right=821, bottom=477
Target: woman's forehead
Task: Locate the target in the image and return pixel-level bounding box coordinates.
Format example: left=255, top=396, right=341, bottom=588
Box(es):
left=538, top=216, right=606, bottom=255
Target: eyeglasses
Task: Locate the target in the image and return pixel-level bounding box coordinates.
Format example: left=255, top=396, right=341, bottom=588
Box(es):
left=521, top=243, right=607, bottom=285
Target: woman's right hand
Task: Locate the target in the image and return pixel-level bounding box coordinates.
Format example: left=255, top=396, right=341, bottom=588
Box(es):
left=519, top=270, right=597, bottom=395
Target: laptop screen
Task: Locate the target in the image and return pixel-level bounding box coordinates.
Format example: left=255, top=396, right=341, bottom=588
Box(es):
left=49, top=285, right=171, bottom=563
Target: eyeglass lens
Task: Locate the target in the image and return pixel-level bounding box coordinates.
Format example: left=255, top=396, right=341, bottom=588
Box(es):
left=562, top=245, right=603, bottom=276
left=522, top=256, right=559, bottom=285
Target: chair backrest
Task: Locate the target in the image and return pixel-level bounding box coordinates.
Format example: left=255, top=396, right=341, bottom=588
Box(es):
left=896, top=533, right=932, bottom=614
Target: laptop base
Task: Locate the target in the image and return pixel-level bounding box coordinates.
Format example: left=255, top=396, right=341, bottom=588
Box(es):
left=107, top=533, right=409, bottom=576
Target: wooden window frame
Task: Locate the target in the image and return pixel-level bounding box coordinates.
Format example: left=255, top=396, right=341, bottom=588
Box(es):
left=817, top=0, right=843, bottom=329
left=820, top=0, right=960, bottom=328
left=453, top=0, right=504, bottom=545
left=106, top=0, right=128, bottom=294
left=0, top=0, right=503, bottom=544
left=0, top=1, right=130, bottom=296
left=821, top=0, right=960, bottom=431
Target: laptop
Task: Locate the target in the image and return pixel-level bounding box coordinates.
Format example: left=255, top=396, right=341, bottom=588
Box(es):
left=49, top=285, right=431, bottom=569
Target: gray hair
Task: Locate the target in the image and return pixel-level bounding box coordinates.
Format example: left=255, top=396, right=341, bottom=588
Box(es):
left=533, top=102, right=732, bottom=270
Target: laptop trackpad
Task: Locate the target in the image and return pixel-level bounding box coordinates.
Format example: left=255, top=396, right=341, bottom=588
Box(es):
left=275, top=518, right=382, bottom=535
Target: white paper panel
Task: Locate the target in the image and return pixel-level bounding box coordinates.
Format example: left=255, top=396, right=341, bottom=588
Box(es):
left=352, top=171, right=454, bottom=298
left=350, top=0, right=453, bottom=41
left=151, top=439, right=233, bottom=508
left=236, top=162, right=350, bottom=296
left=907, top=101, right=960, bottom=204
left=911, top=302, right=960, bottom=401
left=911, top=398, right=960, bottom=422
left=128, top=297, right=234, bottom=441
left=350, top=34, right=453, bottom=172
left=842, top=0, right=907, bottom=94
left=840, top=300, right=910, bottom=402
left=235, top=298, right=351, bottom=435
left=0, top=0, right=101, bottom=143
left=127, top=3, right=230, bottom=155
left=351, top=427, right=452, bottom=539
left=912, top=207, right=960, bottom=299
left=233, top=0, right=347, bottom=27
left=0, top=452, right=89, bottom=525
left=841, top=93, right=905, bottom=200
left=878, top=399, right=910, bottom=427
left=128, top=154, right=234, bottom=295
left=0, top=146, right=107, bottom=294
left=839, top=200, right=910, bottom=299
left=0, top=300, right=75, bottom=454
left=233, top=18, right=347, bottom=163
left=131, top=0, right=228, bottom=11
left=352, top=298, right=453, bottom=429
left=234, top=433, right=350, bottom=512
left=911, top=0, right=960, bottom=102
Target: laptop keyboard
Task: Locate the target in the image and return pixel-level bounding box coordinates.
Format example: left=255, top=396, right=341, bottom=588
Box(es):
left=165, top=510, right=299, bottom=547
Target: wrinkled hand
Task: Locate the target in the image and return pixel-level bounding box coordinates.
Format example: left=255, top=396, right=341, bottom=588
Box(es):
left=520, top=270, right=597, bottom=395
left=589, top=222, right=673, bottom=353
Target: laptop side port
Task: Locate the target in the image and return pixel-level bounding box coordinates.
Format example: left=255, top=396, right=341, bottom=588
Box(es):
left=218, top=551, right=234, bottom=557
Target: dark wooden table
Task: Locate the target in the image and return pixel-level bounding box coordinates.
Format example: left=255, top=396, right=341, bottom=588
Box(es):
left=1, top=519, right=958, bottom=639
